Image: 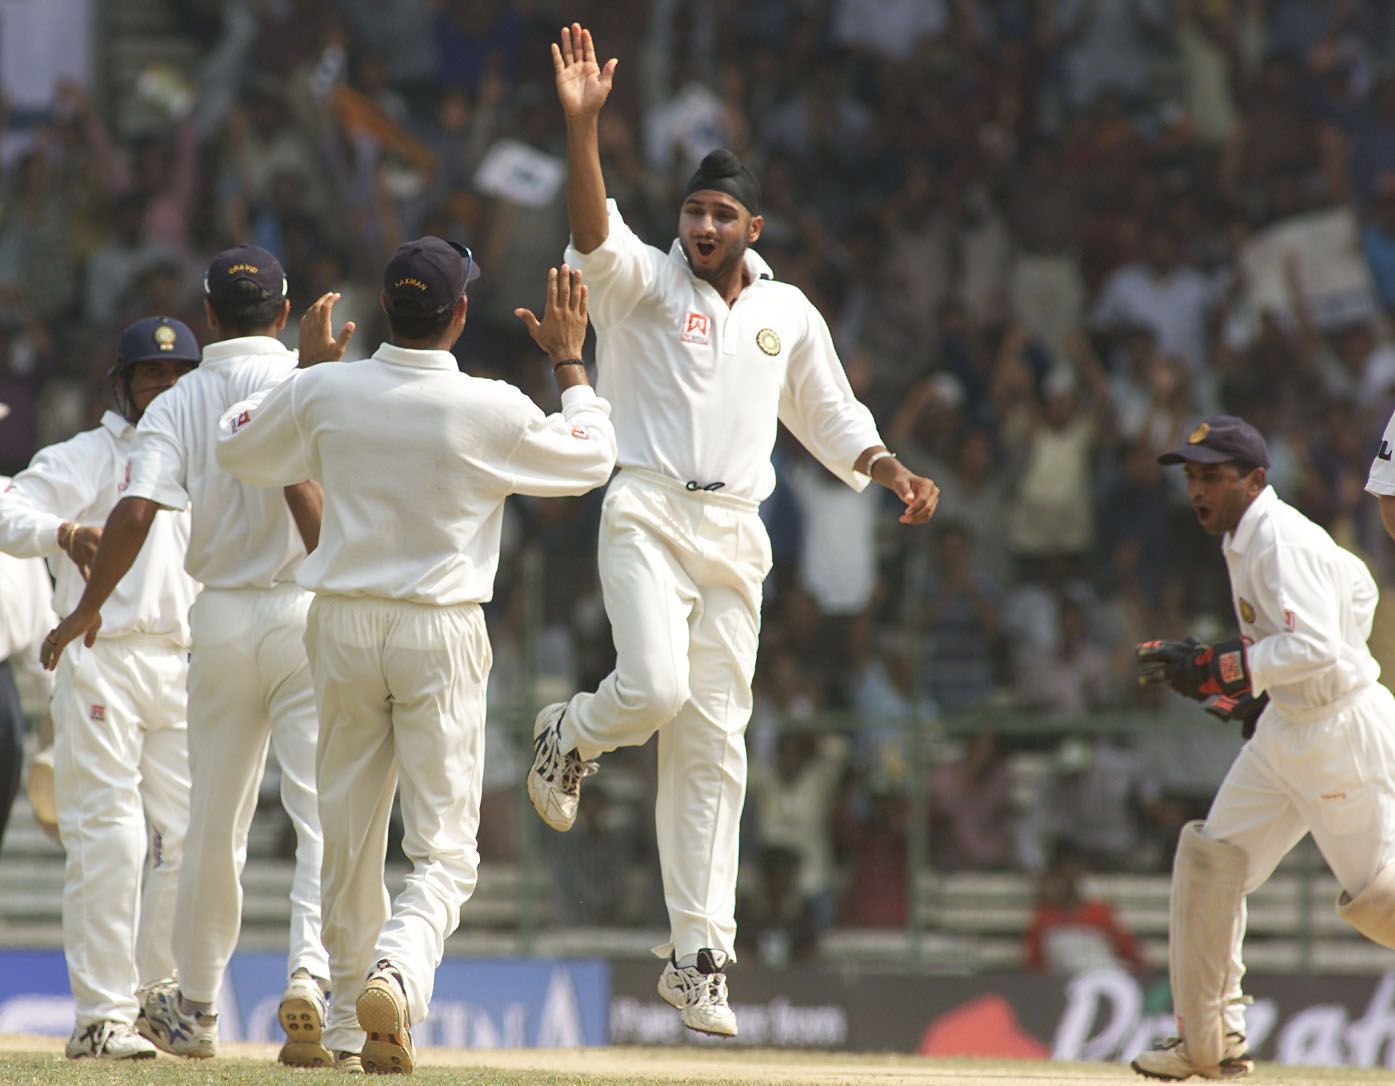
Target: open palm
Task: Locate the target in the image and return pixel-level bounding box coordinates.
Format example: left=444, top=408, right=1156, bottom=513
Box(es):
left=552, top=22, right=617, bottom=119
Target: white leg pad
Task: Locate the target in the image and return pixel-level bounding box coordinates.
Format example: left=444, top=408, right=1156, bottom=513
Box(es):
left=1170, top=821, right=1247, bottom=1075
left=1337, top=864, right=1395, bottom=949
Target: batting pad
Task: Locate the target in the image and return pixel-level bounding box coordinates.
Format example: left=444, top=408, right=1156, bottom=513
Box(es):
left=1169, top=822, right=1247, bottom=1074
left=1337, top=863, right=1395, bottom=949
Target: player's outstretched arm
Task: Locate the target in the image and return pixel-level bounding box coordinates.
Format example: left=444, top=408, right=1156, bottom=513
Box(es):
left=854, top=447, right=940, bottom=525
left=40, top=495, right=158, bottom=668
left=553, top=22, right=617, bottom=254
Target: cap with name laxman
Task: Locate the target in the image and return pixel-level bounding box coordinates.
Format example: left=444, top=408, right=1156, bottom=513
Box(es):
left=1158, top=414, right=1270, bottom=470
left=115, top=316, right=200, bottom=371
left=204, top=244, right=288, bottom=302
left=383, top=237, right=480, bottom=317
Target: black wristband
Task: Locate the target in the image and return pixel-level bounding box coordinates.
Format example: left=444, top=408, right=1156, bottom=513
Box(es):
left=552, top=358, right=585, bottom=372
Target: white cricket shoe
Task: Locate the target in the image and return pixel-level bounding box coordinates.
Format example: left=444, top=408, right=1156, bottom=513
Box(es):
left=135, top=979, right=217, bottom=1058
left=65, top=1020, right=158, bottom=1060
left=526, top=702, right=597, bottom=832
left=1132, top=1032, right=1254, bottom=1080
left=278, top=969, right=332, bottom=1067
left=358, top=958, right=414, bottom=1074
left=658, top=949, right=738, bottom=1038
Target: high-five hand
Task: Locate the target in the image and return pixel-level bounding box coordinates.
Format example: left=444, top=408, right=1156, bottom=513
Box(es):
left=515, top=265, right=589, bottom=362
left=298, top=292, right=356, bottom=365
left=552, top=22, right=617, bottom=120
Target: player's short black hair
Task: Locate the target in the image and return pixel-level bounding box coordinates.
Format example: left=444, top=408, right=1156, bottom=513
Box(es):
left=208, top=280, right=285, bottom=337
left=387, top=305, right=456, bottom=343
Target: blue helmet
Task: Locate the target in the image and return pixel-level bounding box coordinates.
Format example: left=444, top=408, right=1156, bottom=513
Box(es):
left=110, top=316, right=200, bottom=420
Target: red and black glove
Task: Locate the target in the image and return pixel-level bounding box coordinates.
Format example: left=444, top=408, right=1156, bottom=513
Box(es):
left=1136, top=637, right=1251, bottom=701
left=1202, top=690, right=1269, bottom=739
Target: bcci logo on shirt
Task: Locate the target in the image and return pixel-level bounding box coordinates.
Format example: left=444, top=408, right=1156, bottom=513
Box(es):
left=756, top=328, right=781, bottom=356
left=1238, top=598, right=1255, bottom=624
left=680, top=310, right=711, bottom=345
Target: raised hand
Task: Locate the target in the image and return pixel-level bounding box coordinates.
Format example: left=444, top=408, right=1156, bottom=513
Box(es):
left=515, top=265, right=588, bottom=362
left=298, top=292, right=356, bottom=366
left=552, top=22, right=617, bottom=121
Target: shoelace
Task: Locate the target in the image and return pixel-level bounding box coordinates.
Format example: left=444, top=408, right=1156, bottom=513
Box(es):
left=673, top=964, right=728, bottom=1007
left=537, top=724, right=597, bottom=794
left=559, top=753, right=598, bottom=795
left=702, top=972, right=729, bottom=1007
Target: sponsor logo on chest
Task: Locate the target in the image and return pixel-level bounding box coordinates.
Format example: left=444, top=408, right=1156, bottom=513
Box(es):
left=680, top=310, right=711, bottom=345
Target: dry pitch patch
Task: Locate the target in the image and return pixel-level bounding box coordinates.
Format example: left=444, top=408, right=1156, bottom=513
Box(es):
left=3, top=1037, right=1394, bottom=1085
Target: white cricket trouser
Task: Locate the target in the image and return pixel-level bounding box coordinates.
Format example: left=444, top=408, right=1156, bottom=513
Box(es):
left=305, top=595, right=491, bottom=1055
left=1203, top=682, right=1395, bottom=1035
left=174, top=585, right=328, bottom=1003
left=52, top=635, right=189, bottom=1026
left=560, top=469, right=770, bottom=962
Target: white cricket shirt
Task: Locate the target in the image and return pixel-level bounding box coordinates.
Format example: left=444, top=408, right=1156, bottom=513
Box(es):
left=215, top=343, right=617, bottom=606
left=1224, top=486, right=1380, bottom=715
left=0, top=475, right=53, bottom=666
left=0, top=412, right=197, bottom=644
left=564, top=200, right=882, bottom=503
left=125, top=336, right=306, bottom=589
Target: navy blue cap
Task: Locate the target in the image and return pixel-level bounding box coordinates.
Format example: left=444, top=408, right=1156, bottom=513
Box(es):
left=383, top=237, right=480, bottom=317
left=1158, top=415, right=1270, bottom=470
left=111, top=316, right=200, bottom=374
left=204, top=244, right=288, bottom=302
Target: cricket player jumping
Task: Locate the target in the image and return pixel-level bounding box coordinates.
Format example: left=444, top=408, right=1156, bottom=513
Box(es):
left=525, top=23, right=939, bottom=1038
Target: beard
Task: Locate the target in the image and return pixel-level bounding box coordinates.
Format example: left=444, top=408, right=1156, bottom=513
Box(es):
left=681, top=235, right=747, bottom=284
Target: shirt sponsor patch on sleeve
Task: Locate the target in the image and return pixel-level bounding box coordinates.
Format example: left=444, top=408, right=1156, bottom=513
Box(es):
left=571, top=426, right=588, bottom=440
left=1284, top=609, right=1296, bottom=632
left=230, top=409, right=252, bottom=433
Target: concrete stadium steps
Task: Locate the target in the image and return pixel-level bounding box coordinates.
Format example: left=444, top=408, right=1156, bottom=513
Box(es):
left=3, top=789, right=1380, bottom=973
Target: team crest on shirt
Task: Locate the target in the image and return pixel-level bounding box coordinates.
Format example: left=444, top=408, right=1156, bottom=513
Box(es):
left=1238, top=598, right=1255, bottom=624
left=680, top=310, right=711, bottom=345
left=756, top=328, right=781, bottom=356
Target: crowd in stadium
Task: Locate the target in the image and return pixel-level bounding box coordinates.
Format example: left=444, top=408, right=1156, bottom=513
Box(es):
left=5, top=0, right=1395, bottom=961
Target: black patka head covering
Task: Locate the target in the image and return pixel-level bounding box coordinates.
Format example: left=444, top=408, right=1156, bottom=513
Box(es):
left=684, top=149, right=761, bottom=214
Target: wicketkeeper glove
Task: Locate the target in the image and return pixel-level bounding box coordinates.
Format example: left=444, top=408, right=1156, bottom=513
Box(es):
left=1202, top=690, right=1269, bottom=739
left=1135, top=636, right=1251, bottom=701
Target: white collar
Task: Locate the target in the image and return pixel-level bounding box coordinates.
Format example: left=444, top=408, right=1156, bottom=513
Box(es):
left=373, top=343, right=459, bottom=371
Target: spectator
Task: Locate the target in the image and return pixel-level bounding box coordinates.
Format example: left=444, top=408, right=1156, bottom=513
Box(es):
left=736, top=845, right=821, bottom=967
left=747, top=731, right=850, bottom=937
left=1017, top=736, right=1168, bottom=873
left=1014, top=596, right=1117, bottom=714
left=1024, top=842, right=1148, bottom=975
left=921, top=520, right=1006, bottom=712
left=927, top=731, right=1015, bottom=871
